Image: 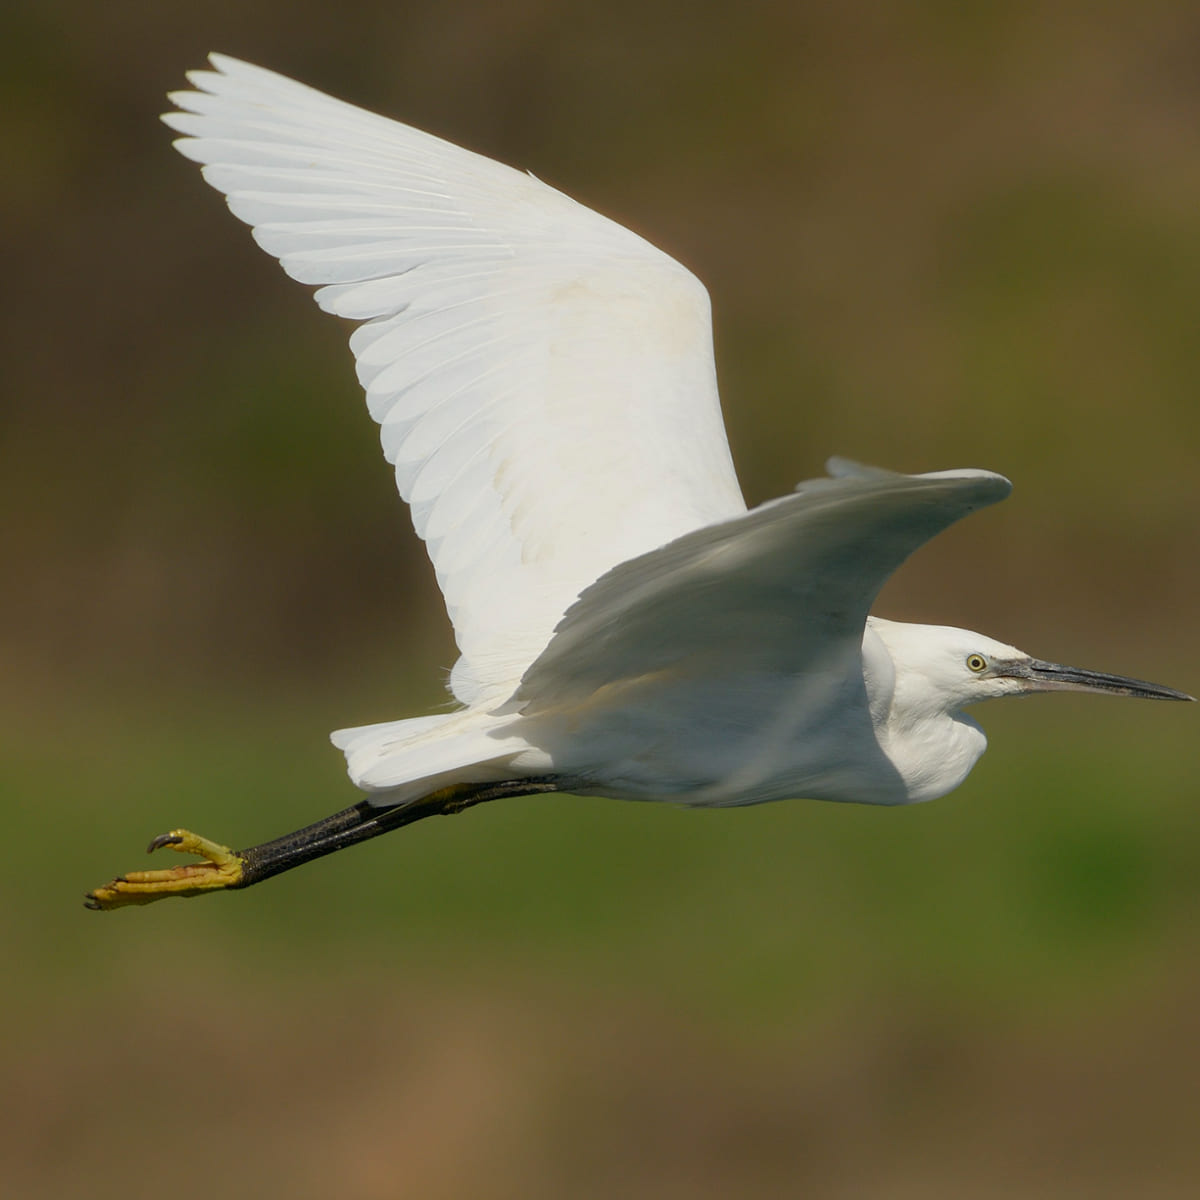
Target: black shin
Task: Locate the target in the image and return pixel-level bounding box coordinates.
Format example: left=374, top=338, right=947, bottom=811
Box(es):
left=233, top=777, right=562, bottom=888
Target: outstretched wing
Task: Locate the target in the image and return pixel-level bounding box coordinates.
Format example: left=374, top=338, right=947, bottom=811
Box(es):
left=517, top=462, right=1012, bottom=710
left=164, top=55, right=746, bottom=704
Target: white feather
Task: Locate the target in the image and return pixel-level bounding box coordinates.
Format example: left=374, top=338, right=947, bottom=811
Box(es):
left=165, top=55, right=745, bottom=708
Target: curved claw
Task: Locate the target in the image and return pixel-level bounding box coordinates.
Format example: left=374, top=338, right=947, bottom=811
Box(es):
left=85, top=829, right=245, bottom=911
left=147, top=833, right=185, bottom=853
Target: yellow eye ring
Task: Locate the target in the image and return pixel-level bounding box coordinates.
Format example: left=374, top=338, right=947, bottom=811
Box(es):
left=966, top=654, right=988, bottom=673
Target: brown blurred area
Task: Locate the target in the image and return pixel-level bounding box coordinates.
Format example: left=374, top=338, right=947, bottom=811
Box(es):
left=4, top=2, right=1200, bottom=1197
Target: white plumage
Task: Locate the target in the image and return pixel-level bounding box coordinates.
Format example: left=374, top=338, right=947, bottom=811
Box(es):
left=163, top=56, right=1189, bottom=815
left=166, top=55, right=744, bottom=712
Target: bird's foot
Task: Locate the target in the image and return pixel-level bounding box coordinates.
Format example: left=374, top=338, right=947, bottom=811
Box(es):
left=85, top=830, right=245, bottom=911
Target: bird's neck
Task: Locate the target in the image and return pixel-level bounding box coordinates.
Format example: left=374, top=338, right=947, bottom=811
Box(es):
left=884, top=706, right=987, bottom=804
left=864, top=618, right=989, bottom=803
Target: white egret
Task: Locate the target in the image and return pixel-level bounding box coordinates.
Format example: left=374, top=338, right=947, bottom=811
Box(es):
left=87, top=56, right=1191, bottom=910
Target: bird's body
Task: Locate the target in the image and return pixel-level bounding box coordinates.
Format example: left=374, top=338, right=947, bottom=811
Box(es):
left=85, top=56, right=1189, bottom=910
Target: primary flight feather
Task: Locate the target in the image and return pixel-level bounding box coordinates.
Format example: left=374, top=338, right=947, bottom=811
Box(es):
left=86, top=56, right=1189, bottom=909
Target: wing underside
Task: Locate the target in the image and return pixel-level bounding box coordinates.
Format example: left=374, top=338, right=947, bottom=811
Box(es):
left=164, top=55, right=747, bottom=704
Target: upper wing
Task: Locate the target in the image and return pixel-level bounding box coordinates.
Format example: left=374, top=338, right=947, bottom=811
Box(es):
left=516, top=461, right=1012, bottom=710
left=164, top=55, right=746, bottom=704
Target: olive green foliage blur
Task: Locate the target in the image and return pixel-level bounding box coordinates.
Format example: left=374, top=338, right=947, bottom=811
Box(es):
left=4, top=2, right=1199, bottom=1197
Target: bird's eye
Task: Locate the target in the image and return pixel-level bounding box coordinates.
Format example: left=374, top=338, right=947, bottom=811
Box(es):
left=966, top=654, right=988, bottom=673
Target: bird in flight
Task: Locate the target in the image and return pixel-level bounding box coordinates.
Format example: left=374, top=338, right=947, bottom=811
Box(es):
left=86, top=55, right=1191, bottom=910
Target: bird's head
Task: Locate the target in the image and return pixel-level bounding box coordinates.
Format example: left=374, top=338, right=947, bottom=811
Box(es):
left=869, top=618, right=1193, bottom=718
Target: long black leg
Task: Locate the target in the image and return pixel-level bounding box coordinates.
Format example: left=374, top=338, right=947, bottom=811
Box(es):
left=85, top=777, right=562, bottom=909
left=232, top=777, right=562, bottom=888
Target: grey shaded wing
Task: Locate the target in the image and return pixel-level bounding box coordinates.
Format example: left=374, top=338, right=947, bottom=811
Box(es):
left=516, top=462, right=1011, bottom=710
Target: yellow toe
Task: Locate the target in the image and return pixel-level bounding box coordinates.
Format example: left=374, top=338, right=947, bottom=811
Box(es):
left=85, top=828, right=245, bottom=911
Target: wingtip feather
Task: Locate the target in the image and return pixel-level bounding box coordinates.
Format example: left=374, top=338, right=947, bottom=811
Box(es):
left=823, top=456, right=1012, bottom=501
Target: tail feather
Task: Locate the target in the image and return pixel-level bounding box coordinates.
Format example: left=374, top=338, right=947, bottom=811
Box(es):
left=330, top=713, right=450, bottom=755
left=330, top=710, right=533, bottom=804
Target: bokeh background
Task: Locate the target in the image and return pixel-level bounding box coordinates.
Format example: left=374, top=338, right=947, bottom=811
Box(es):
left=4, top=1, right=1200, bottom=1196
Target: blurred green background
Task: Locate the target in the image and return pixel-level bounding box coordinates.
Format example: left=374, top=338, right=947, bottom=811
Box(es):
left=4, top=1, right=1200, bottom=1196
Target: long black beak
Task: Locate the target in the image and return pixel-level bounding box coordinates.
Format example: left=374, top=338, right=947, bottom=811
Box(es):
left=1002, top=659, right=1194, bottom=701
